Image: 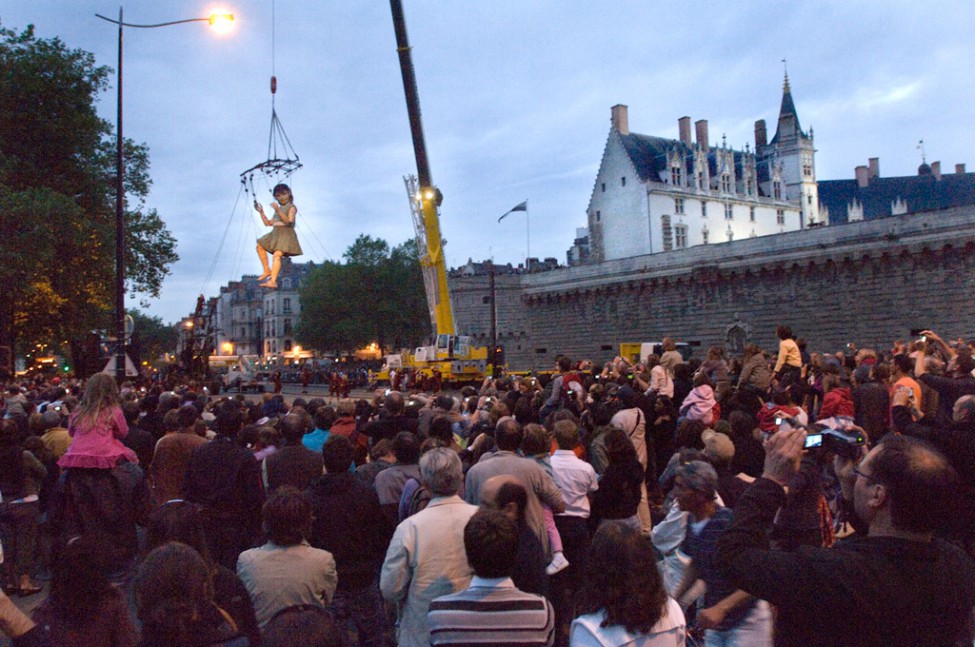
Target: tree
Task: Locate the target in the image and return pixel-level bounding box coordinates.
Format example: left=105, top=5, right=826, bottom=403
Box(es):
left=0, top=26, right=178, bottom=373
left=127, top=309, right=178, bottom=368
left=296, top=235, right=430, bottom=355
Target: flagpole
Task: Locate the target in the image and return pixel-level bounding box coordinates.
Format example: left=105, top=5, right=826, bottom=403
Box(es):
left=526, top=200, right=530, bottom=269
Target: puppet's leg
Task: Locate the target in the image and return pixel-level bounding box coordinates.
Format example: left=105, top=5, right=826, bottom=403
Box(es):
left=256, top=244, right=271, bottom=280
left=261, top=251, right=283, bottom=288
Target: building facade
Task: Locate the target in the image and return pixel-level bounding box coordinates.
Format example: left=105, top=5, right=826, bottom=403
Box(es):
left=586, top=77, right=811, bottom=263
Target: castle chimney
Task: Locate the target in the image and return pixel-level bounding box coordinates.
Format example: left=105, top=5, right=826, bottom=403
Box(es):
left=868, top=157, right=879, bottom=181
left=754, top=120, right=767, bottom=149
left=855, top=165, right=869, bottom=188
left=956, top=163, right=967, bottom=174
left=931, top=161, right=941, bottom=180
left=678, top=116, right=692, bottom=146
left=695, top=119, right=709, bottom=151
left=610, top=104, right=629, bottom=135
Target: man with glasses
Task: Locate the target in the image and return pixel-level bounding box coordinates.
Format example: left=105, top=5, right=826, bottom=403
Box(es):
left=716, top=428, right=975, bottom=646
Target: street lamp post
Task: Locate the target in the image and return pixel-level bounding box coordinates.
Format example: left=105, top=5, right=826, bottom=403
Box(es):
left=96, top=8, right=234, bottom=381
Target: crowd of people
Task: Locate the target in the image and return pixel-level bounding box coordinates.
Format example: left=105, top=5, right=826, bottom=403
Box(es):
left=0, top=327, right=974, bottom=646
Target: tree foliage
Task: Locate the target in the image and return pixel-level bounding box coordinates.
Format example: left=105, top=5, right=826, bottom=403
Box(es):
left=0, top=26, right=178, bottom=363
left=128, top=309, right=178, bottom=367
left=296, top=235, right=430, bottom=354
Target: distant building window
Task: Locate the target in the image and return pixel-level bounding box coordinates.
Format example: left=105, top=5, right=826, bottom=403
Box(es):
left=240, top=328, right=245, bottom=338
left=284, top=339, right=292, bottom=352
left=595, top=210, right=601, bottom=222
left=701, top=202, right=708, bottom=217
left=697, top=172, right=704, bottom=189
left=725, top=204, right=733, bottom=220
left=702, top=228, right=709, bottom=244
left=777, top=209, right=785, bottom=225
left=675, top=224, right=688, bottom=249
left=750, top=206, right=756, bottom=222
left=601, top=182, right=606, bottom=193
left=807, top=195, right=813, bottom=205
left=773, top=181, right=782, bottom=199
left=721, top=174, right=731, bottom=193
left=675, top=198, right=685, bottom=214
left=621, top=176, right=626, bottom=187
left=661, top=215, right=673, bottom=251
left=283, top=298, right=292, bottom=314
left=671, top=166, right=681, bottom=186
left=284, top=319, right=292, bottom=335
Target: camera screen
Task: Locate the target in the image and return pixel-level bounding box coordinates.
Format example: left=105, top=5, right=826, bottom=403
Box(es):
left=804, top=433, right=823, bottom=449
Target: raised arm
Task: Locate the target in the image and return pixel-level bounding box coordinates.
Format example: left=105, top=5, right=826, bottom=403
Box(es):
left=255, top=202, right=273, bottom=226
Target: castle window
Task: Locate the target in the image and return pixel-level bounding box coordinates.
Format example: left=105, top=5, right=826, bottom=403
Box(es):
left=697, top=172, right=704, bottom=189
left=721, top=174, right=731, bottom=193
left=601, top=182, right=606, bottom=193
left=773, top=181, right=782, bottom=200
left=777, top=209, right=785, bottom=225
left=702, top=228, right=709, bottom=244
left=675, top=198, right=685, bottom=214
left=283, top=298, right=292, bottom=314
left=701, top=202, right=708, bottom=217
left=661, top=215, right=673, bottom=251
left=621, top=176, right=626, bottom=187
left=675, top=224, right=688, bottom=249
left=724, top=204, right=733, bottom=220
left=596, top=210, right=601, bottom=222
left=803, top=164, right=813, bottom=177
left=750, top=206, right=756, bottom=222
left=671, top=166, right=681, bottom=186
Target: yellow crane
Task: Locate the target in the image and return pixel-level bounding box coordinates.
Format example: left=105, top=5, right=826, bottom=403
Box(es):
left=380, top=0, right=491, bottom=386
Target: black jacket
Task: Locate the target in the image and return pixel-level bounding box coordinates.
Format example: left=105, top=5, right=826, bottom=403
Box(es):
left=716, top=478, right=975, bottom=646
left=306, top=471, right=390, bottom=590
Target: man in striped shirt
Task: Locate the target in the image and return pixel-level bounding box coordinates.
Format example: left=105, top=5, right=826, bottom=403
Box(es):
left=427, top=509, right=555, bottom=646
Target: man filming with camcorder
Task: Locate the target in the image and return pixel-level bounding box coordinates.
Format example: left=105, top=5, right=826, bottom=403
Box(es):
left=715, top=421, right=975, bottom=646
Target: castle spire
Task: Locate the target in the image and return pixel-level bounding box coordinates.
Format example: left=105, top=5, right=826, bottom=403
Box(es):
left=770, top=64, right=803, bottom=144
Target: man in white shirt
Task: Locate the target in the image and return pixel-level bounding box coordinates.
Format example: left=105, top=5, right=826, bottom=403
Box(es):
left=548, top=419, right=599, bottom=644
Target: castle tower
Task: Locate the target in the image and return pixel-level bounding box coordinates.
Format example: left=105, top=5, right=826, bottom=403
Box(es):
left=757, top=72, right=820, bottom=226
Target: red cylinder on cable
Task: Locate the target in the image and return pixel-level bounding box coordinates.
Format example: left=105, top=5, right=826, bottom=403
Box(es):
left=271, top=76, right=277, bottom=94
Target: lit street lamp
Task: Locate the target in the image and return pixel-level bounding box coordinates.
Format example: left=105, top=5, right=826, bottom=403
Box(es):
left=96, top=8, right=234, bottom=380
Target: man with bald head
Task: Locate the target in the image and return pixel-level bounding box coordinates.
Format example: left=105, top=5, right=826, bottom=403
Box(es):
left=478, top=475, right=546, bottom=596
left=464, top=418, right=566, bottom=560
left=264, top=410, right=323, bottom=492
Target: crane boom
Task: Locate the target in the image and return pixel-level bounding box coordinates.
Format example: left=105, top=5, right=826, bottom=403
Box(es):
left=389, top=0, right=455, bottom=336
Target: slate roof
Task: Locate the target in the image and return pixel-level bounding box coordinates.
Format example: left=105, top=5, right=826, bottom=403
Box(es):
left=818, top=172, right=975, bottom=224
left=618, top=133, right=755, bottom=190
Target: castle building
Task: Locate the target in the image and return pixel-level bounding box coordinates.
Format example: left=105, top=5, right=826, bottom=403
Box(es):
left=818, top=158, right=975, bottom=224
left=585, top=76, right=812, bottom=263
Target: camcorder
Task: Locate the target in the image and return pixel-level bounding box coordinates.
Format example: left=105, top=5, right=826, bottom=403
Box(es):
left=803, top=427, right=866, bottom=460
left=775, top=415, right=866, bottom=460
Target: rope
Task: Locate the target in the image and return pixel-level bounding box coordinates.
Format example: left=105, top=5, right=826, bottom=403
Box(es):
left=201, top=183, right=246, bottom=294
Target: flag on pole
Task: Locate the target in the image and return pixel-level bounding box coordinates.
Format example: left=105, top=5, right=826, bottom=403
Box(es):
left=498, top=201, right=528, bottom=222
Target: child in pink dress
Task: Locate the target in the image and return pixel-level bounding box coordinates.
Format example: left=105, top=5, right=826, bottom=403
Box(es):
left=57, top=373, right=138, bottom=469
